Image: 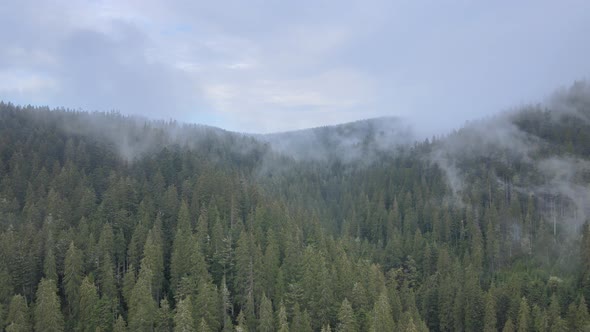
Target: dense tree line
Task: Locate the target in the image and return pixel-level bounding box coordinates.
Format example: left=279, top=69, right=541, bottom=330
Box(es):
left=0, top=83, right=590, bottom=332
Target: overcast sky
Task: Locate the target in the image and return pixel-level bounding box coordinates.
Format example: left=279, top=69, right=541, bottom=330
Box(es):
left=1, top=1, right=589, bottom=134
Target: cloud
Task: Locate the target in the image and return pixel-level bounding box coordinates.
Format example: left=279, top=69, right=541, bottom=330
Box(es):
left=202, top=69, right=376, bottom=132
left=0, top=0, right=589, bottom=133
left=0, top=70, right=58, bottom=94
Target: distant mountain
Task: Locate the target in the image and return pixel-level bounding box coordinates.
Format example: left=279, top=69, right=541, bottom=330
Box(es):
left=258, top=116, right=415, bottom=162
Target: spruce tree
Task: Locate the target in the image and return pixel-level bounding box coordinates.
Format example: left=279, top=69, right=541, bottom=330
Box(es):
left=483, top=291, right=496, bottom=332
left=259, top=293, right=274, bottom=332
left=517, top=297, right=529, bottom=332
left=6, top=294, right=31, bottom=332
left=34, top=278, right=64, bottom=332
left=63, top=241, right=83, bottom=317
left=78, top=276, right=99, bottom=332
left=174, top=296, right=195, bottom=332
left=277, top=300, right=289, bottom=332
left=369, top=291, right=395, bottom=332
left=337, top=298, right=357, bottom=332
left=128, top=267, right=157, bottom=331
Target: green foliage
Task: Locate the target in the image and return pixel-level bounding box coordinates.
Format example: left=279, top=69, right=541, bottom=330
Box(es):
left=174, top=297, right=194, bottom=332
left=369, top=291, right=395, bottom=332
left=128, top=267, right=157, bottom=331
left=258, top=293, right=274, bottom=332
left=34, top=278, right=64, bottom=332
left=0, top=96, right=589, bottom=331
left=78, top=276, right=99, bottom=332
left=337, top=298, right=357, bottom=332
left=6, top=294, right=31, bottom=332
left=64, top=241, right=83, bottom=317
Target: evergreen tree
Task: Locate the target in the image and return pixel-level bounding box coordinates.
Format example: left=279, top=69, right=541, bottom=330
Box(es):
left=236, top=310, right=248, bottom=332
left=194, top=280, right=221, bottom=332
left=531, top=304, right=547, bottom=332
left=517, top=297, right=529, bottom=332
left=128, top=267, right=157, bottom=331
left=141, top=226, right=164, bottom=301
left=502, top=318, right=515, bottom=332
left=64, top=241, right=83, bottom=317
left=198, top=318, right=211, bottom=332
left=6, top=294, right=31, bottom=332
left=259, top=293, right=274, bottom=332
left=174, top=297, right=195, bottom=332
left=369, top=291, right=395, bottom=332
left=34, top=278, right=64, bottom=332
left=483, top=291, right=497, bottom=332
left=78, top=276, right=100, bottom=332
left=113, top=315, right=127, bottom=332
left=575, top=296, right=589, bottom=331
left=291, top=304, right=313, bottom=332
left=43, top=242, right=57, bottom=283
left=156, top=298, right=173, bottom=332
left=97, top=223, right=116, bottom=299
left=277, top=300, right=289, bottom=332
left=337, top=298, right=357, bottom=332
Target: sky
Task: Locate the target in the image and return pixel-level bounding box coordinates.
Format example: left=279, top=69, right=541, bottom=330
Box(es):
left=1, top=1, right=590, bottom=135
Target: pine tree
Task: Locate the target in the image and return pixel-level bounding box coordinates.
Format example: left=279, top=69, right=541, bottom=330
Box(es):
left=141, top=226, right=164, bottom=301
left=64, top=241, right=83, bottom=317
left=198, top=318, right=211, bottom=332
left=290, top=304, right=313, bottom=332
left=171, top=202, right=208, bottom=299
left=301, top=247, right=333, bottom=329
left=398, top=311, right=419, bottom=332
left=174, top=296, right=195, bottom=332
left=236, top=310, right=248, bottom=332
left=156, top=298, right=173, bottom=332
left=6, top=294, right=31, bottom=332
left=43, top=242, right=57, bottom=283
left=502, top=318, right=515, bottom=332
left=531, top=304, right=547, bottom=332
left=97, top=224, right=117, bottom=300
left=220, top=276, right=233, bottom=332
left=369, top=291, right=395, bottom=332
left=128, top=267, right=157, bottom=331
left=259, top=293, right=274, bottom=332
left=483, top=291, right=496, bottom=332
left=337, top=298, right=357, bottom=332
left=548, top=294, right=561, bottom=329
left=113, top=315, right=127, bottom=332
left=34, top=278, right=64, bottom=332
left=576, top=296, right=590, bottom=331
left=78, top=276, right=100, bottom=332
left=194, top=280, right=221, bottom=332
left=517, top=297, right=529, bottom=332
left=277, top=300, right=289, bottom=332
left=122, top=265, right=136, bottom=307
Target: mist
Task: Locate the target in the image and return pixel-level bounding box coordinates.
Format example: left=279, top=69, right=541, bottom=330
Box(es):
left=430, top=81, right=590, bottom=232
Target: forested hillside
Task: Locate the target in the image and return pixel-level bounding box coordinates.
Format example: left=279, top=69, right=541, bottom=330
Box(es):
left=1, top=82, right=590, bottom=332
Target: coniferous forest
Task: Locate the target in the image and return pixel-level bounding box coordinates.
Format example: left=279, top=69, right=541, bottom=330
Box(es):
left=1, top=82, right=590, bottom=331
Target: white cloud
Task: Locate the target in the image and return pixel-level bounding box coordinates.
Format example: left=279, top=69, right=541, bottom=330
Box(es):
left=202, top=69, right=376, bottom=132
left=0, top=70, right=58, bottom=94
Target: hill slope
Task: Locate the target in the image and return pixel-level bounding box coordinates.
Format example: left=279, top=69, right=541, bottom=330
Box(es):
left=0, top=82, right=590, bottom=331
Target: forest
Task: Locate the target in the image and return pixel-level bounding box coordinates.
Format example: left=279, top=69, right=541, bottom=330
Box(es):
left=0, top=82, right=590, bottom=331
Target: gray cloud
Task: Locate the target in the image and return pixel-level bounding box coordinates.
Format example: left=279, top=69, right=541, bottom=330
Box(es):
left=1, top=1, right=590, bottom=133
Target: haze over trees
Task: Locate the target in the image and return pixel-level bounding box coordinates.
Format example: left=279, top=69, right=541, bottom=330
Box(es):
left=0, top=81, right=590, bottom=331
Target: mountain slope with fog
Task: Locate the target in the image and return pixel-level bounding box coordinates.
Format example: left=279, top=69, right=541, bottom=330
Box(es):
left=1, top=81, right=590, bottom=331
left=258, top=116, right=415, bottom=162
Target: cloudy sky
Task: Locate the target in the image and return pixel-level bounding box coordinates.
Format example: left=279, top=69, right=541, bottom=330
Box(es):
left=1, top=1, right=589, bottom=134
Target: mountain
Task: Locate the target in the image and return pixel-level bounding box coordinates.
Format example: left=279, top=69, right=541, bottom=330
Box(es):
left=0, top=81, right=590, bottom=331
left=259, top=116, right=415, bottom=162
